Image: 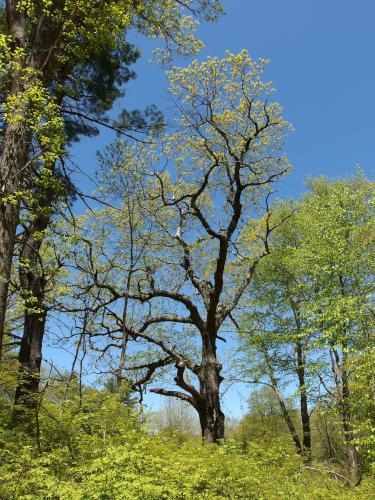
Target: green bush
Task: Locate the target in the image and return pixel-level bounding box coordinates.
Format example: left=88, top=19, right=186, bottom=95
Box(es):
left=1, top=430, right=374, bottom=499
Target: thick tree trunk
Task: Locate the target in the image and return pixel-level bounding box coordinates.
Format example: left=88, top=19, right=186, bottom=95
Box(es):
left=0, top=3, right=31, bottom=359
left=13, top=209, right=49, bottom=421
left=198, top=339, right=225, bottom=443
left=0, top=198, right=19, bottom=360
left=296, top=341, right=311, bottom=458
left=0, top=121, right=32, bottom=360
left=197, top=395, right=225, bottom=443
left=13, top=307, right=46, bottom=416
left=343, top=439, right=360, bottom=485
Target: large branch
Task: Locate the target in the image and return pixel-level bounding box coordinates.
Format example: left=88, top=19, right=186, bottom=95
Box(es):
left=174, top=362, right=202, bottom=401
left=176, top=233, right=211, bottom=306
left=62, top=108, right=150, bottom=143
left=76, top=246, right=206, bottom=332
left=150, top=387, right=194, bottom=405
left=90, top=278, right=206, bottom=333
left=128, top=324, right=198, bottom=373
left=219, top=251, right=267, bottom=325
left=154, top=161, right=223, bottom=240
left=129, top=357, right=173, bottom=389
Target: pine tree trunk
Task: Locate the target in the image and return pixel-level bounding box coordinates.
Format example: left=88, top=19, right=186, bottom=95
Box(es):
left=13, top=210, right=49, bottom=421
left=0, top=4, right=31, bottom=359
left=0, top=120, right=32, bottom=360
left=13, top=307, right=46, bottom=416
left=0, top=199, right=18, bottom=360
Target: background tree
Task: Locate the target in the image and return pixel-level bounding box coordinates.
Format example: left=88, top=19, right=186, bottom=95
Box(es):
left=237, top=201, right=314, bottom=458
left=150, top=398, right=200, bottom=442
left=233, top=386, right=299, bottom=448
left=238, top=174, right=374, bottom=481
left=298, top=175, right=374, bottom=483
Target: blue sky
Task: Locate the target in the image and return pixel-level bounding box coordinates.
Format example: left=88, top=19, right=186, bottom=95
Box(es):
left=71, top=0, right=375, bottom=199
left=54, top=0, right=375, bottom=418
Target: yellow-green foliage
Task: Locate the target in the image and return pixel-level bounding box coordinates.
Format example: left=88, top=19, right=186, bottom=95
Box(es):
left=1, top=363, right=374, bottom=498
left=1, top=426, right=374, bottom=499
left=2, top=434, right=375, bottom=499
left=351, top=347, right=375, bottom=472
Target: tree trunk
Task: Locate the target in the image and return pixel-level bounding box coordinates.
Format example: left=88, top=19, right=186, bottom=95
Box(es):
left=13, top=209, right=49, bottom=421
left=13, top=307, right=46, bottom=418
left=0, top=3, right=31, bottom=359
left=198, top=339, right=225, bottom=443
left=296, top=340, right=311, bottom=458
left=341, top=364, right=361, bottom=484
left=264, top=350, right=302, bottom=454
left=343, top=438, right=360, bottom=485
left=290, top=301, right=312, bottom=458
left=274, top=385, right=302, bottom=454
left=330, top=344, right=361, bottom=484
left=0, top=120, right=32, bottom=360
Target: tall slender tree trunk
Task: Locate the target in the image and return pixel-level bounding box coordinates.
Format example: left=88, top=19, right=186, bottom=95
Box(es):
left=341, top=360, right=361, bottom=484
left=290, top=300, right=312, bottom=458
left=330, top=345, right=361, bottom=484
left=264, top=350, right=302, bottom=454
left=296, top=340, right=311, bottom=458
left=273, top=385, right=302, bottom=454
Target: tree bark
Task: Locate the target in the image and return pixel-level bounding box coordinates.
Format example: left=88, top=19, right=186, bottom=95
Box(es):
left=295, top=340, right=312, bottom=458
left=0, top=2, right=32, bottom=359
left=197, top=336, right=225, bottom=443
left=13, top=306, right=47, bottom=417
left=290, top=300, right=312, bottom=458
left=13, top=207, right=50, bottom=420
left=0, top=121, right=33, bottom=361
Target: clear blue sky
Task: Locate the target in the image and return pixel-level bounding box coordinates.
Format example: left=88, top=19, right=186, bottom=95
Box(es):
left=57, top=0, right=375, bottom=418
left=71, top=0, right=375, bottom=198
